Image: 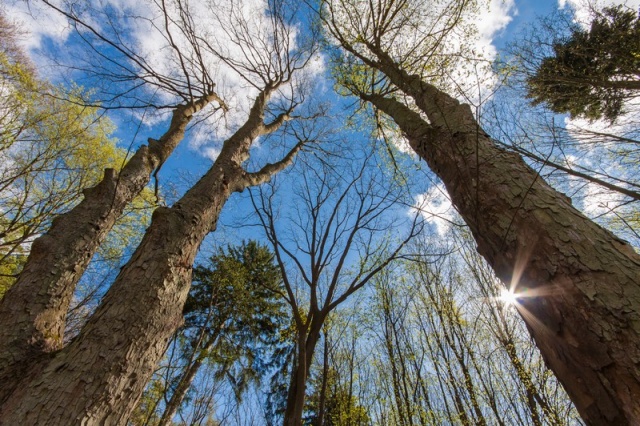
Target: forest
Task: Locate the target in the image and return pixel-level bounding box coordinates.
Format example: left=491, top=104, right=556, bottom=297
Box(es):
left=0, top=0, right=639, bottom=425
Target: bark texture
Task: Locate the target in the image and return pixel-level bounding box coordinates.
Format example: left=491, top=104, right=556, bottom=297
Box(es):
left=283, top=326, right=321, bottom=426
left=357, top=54, right=640, bottom=424
left=0, top=93, right=221, bottom=404
left=0, top=87, right=300, bottom=425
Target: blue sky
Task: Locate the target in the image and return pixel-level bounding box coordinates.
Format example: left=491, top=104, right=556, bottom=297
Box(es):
left=4, top=0, right=638, bottom=422
left=4, top=0, right=638, bottom=246
left=3, top=0, right=630, bottom=158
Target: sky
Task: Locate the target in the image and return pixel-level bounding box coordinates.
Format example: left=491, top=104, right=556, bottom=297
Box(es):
left=3, top=0, right=638, bottom=240
left=409, top=0, right=640, bottom=237
left=3, top=0, right=638, bottom=422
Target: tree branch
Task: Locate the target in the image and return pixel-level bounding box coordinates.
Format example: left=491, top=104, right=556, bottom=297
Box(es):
left=241, top=141, right=305, bottom=189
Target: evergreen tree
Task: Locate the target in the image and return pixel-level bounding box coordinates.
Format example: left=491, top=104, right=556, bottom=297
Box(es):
left=133, top=241, right=290, bottom=425
left=527, top=5, right=640, bottom=121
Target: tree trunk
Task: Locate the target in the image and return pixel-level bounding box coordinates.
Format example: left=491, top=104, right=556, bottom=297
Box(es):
left=283, top=326, right=322, bottom=426
left=0, top=88, right=299, bottom=424
left=315, top=332, right=329, bottom=426
left=0, top=93, right=221, bottom=404
left=0, top=148, right=231, bottom=425
left=157, top=334, right=217, bottom=426
left=359, top=56, right=640, bottom=424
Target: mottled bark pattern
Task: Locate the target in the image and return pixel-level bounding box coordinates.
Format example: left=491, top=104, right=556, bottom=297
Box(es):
left=0, top=94, right=220, bottom=405
left=0, top=157, right=232, bottom=426
left=0, top=87, right=299, bottom=424
left=364, top=58, right=640, bottom=424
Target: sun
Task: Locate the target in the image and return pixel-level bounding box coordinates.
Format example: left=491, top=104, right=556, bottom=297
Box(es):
left=499, top=288, right=519, bottom=305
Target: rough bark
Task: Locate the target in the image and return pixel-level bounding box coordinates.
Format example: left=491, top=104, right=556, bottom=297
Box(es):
left=358, top=57, right=640, bottom=424
left=0, top=92, right=222, bottom=404
left=0, top=87, right=300, bottom=425
left=283, top=325, right=322, bottom=426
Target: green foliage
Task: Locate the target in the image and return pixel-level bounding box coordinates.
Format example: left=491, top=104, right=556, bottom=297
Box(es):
left=128, top=377, right=165, bottom=426
left=185, top=240, right=289, bottom=389
left=186, top=240, right=286, bottom=340
left=305, top=367, right=369, bottom=426
left=133, top=241, right=290, bottom=423
left=0, top=250, right=26, bottom=299
left=361, top=232, right=583, bottom=425
left=527, top=5, right=640, bottom=121
left=0, top=13, right=154, bottom=295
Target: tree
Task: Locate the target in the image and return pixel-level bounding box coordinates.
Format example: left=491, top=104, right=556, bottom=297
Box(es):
left=305, top=367, right=369, bottom=425
left=251, top=142, right=422, bottom=426
left=495, top=6, right=640, bottom=245
left=0, top=1, right=317, bottom=423
left=456, top=230, right=580, bottom=425
left=0, top=11, right=153, bottom=298
left=135, top=241, right=289, bottom=426
left=526, top=5, right=640, bottom=122
left=359, top=233, right=581, bottom=425
left=0, top=0, right=226, bottom=384
left=482, top=90, right=640, bottom=246
left=320, top=0, right=640, bottom=423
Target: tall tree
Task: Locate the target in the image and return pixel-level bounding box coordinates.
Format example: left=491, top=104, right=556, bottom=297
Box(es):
left=360, top=233, right=581, bottom=425
left=147, top=241, right=288, bottom=426
left=0, top=1, right=317, bottom=423
left=495, top=6, right=640, bottom=245
left=0, top=12, right=153, bottom=297
left=0, top=0, right=227, bottom=383
left=482, top=88, right=640, bottom=247
left=526, top=5, right=640, bottom=122
left=320, top=0, right=640, bottom=423
left=251, top=142, right=422, bottom=426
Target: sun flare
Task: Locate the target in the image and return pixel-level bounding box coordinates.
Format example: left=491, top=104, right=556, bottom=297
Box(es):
left=499, top=288, right=519, bottom=305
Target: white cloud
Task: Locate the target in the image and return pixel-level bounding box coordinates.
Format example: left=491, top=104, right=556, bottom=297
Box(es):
left=4, top=0, right=320, bottom=159
left=564, top=93, right=640, bottom=140
left=476, top=0, right=517, bottom=57
left=580, top=181, right=627, bottom=218
left=3, top=0, right=72, bottom=51
left=201, top=146, right=221, bottom=161
left=412, top=184, right=455, bottom=237
left=558, top=0, right=640, bottom=27
left=432, top=0, right=517, bottom=106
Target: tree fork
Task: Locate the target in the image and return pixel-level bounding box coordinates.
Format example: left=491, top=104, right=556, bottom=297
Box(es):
left=0, top=86, right=302, bottom=424
left=0, top=92, right=220, bottom=404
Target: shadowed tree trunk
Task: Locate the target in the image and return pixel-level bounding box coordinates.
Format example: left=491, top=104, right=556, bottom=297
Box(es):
left=0, top=85, right=304, bottom=424
left=0, top=93, right=223, bottom=403
left=322, top=2, right=640, bottom=421
left=315, top=330, right=329, bottom=426
left=0, top=0, right=315, bottom=422
left=284, top=326, right=323, bottom=426
left=359, top=61, right=640, bottom=424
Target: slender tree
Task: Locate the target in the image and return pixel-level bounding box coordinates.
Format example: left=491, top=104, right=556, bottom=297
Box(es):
left=251, top=142, right=422, bottom=426
left=362, top=234, right=581, bottom=425
left=320, top=0, right=640, bottom=423
left=151, top=241, right=288, bottom=426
